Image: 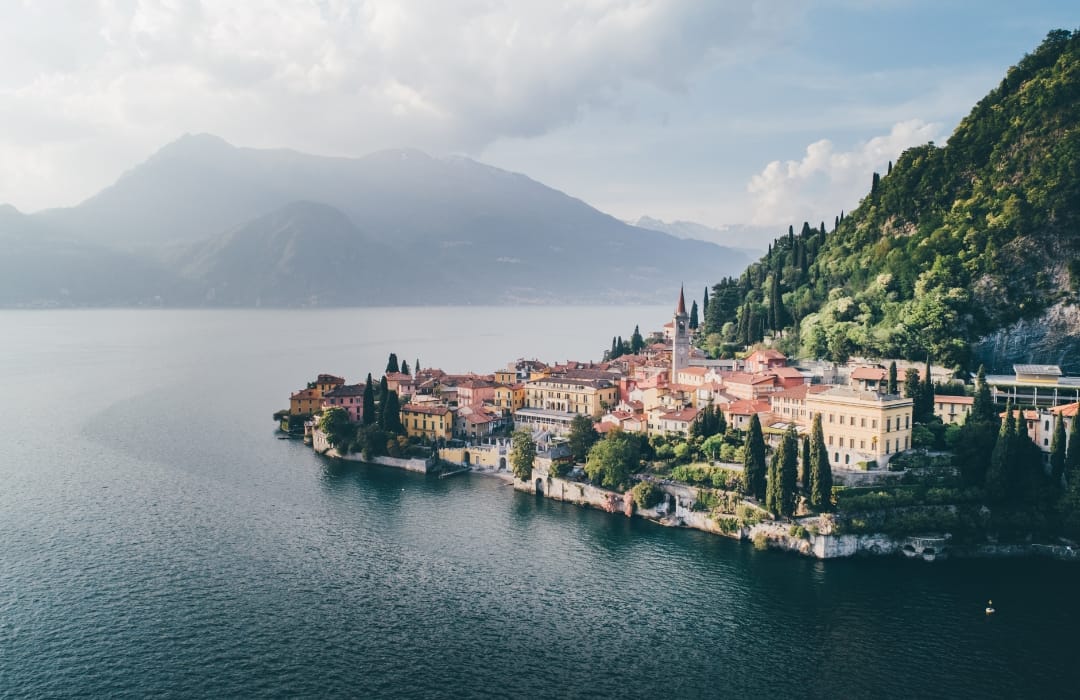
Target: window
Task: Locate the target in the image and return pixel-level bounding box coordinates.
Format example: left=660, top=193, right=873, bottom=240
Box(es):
left=849, top=438, right=854, bottom=448
left=834, top=452, right=839, bottom=463
left=904, top=437, right=909, bottom=450
left=845, top=454, right=850, bottom=465
left=861, top=417, right=866, bottom=428
left=839, top=415, right=845, bottom=425
left=860, top=440, right=865, bottom=449
left=885, top=440, right=890, bottom=454
left=829, top=414, right=834, bottom=423
left=886, top=418, right=892, bottom=432
left=828, top=436, right=833, bottom=446
left=905, top=415, right=910, bottom=429
left=1045, top=420, right=1050, bottom=431
left=872, top=419, right=878, bottom=429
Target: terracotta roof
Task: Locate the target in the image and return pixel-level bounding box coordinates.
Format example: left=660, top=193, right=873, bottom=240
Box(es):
left=676, top=286, right=687, bottom=315
left=1050, top=402, right=1080, bottom=417
left=315, top=374, right=345, bottom=384
left=677, top=367, right=708, bottom=376
left=401, top=403, right=452, bottom=416
left=324, top=384, right=365, bottom=398
left=851, top=367, right=888, bottom=381
left=768, top=367, right=805, bottom=378
left=660, top=407, right=699, bottom=423
left=725, top=372, right=777, bottom=386
left=290, top=388, right=321, bottom=400
left=726, top=399, right=772, bottom=415
left=771, top=384, right=831, bottom=400
left=595, top=421, right=619, bottom=433
left=934, top=395, right=974, bottom=404
left=1000, top=409, right=1040, bottom=420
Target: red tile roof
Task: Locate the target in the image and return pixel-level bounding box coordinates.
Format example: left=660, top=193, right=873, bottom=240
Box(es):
left=934, top=395, right=974, bottom=404
left=1050, top=402, right=1080, bottom=418
left=401, top=403, right=452, bottom=416
left=726, top=399, right=772, bottom=415
left=851, top=367, right=888, bottom=381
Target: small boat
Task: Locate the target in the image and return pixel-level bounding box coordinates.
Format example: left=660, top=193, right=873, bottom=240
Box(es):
left=985, top=600, right=995, bottom=615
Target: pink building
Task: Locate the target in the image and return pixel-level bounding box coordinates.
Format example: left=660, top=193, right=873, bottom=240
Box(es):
left=322, top=384, right=366, bottom=423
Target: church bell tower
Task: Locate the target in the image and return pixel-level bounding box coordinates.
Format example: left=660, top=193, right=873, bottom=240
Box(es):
left=671, top=285, right=690, bottom=383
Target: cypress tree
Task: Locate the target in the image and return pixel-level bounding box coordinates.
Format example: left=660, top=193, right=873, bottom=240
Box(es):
left=887, top=361, right=898, bottom=394
left=871, top=172, right=880, bottom=196
left=400, top=360, right=410, bottom=375
left=904, top=367, right=922, bottom=416
left=386, top=353, right=399, bottom=374
left=1065, top=411, right=1080, bottom=477
left=809, top=413, right=833, bottom=511
left=742, top=414, right=767, bottom=500
left=780, top=424, right=798, bottom=516
left=834, top=215, right=840, bottom=231
left=716, top=408, right=726, bottom=437
left=630, top=325, right=644, bottom=354
left=378, top=375, right=389, bottom=407
left=381, top=390, right=403, bottom=434
left=610, top=337, right=618, bottom=360
left=987, top=401, right=1015, bottom=502
left=800, top=435, right=811, bottom=487
left=362, top=373, right=375, bottom=426
left=415, top=358, right=420, bottom=373
left=1050, top=413, right=1067, bottom=487
left=702, top=287, right=709, bottom=318
left=766, top=449, right=782, bottom=515
left=972, top=366, right=994, bottom=422
left=921, top=358, right=935, bottom=420
left=689, top=301, right=699, bottom=330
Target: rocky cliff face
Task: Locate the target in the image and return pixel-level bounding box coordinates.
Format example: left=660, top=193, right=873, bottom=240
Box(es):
left=973, top=302, right=1080, bottom=374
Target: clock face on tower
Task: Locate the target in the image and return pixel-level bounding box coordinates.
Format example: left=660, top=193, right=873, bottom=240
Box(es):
left=678, top=322, right=685, bottom=333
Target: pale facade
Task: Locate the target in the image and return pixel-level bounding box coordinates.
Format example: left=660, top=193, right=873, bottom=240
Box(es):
left=401, top=403, right=453, bottom=441
left=805, top=388, right=913, bottom=468
left=934, top=395, right=974, bottom=425
left=524, top=377, right=618, bottom=417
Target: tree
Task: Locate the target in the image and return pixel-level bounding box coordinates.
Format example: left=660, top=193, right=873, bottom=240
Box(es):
left=415, top=358, right=420, bottom=373
left=765, top=425, right=797, bottom=516
left=1050, top=413, right=1067, bottom=486
left=742, top=414, right=767, bottom=500
left=400, top=360, right=410, bottom=375
left=386, top=353, right=399, bottom=374
left=800, top=435, right=811, bottom=487
left=630, top=325, right=645, bottom=354
left=689, top=300, right=699, bottom=330
left=584, top=430, right=640, bottom=490
left=318, top=407, right=354, bottom=450
left=904, top=367, right=923, bottom=418
left=972, top=365, right=995, bottom=422
left=510, top=429, right=536, bottom=481
left=702, top=286, right=709, bottom=318
left=381, top=390, right=403, bottom=434
left=986, top=401, right=1015, bottom=502
left=921, top=358, right=935, bottom=420
left=362, top=373, right=376, bottom=426
left=702, top=434, right=725, bottom=461
left=809, top=414, right=832, bottom=510
left=1064, top=411, right=1080, bottom=476
left=568, top=414, right=600, bottom=463
left=887, top=361, right=898, bottom=394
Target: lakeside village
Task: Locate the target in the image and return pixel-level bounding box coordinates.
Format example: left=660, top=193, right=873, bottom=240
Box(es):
left=277, top=289, right=1080, bottom=561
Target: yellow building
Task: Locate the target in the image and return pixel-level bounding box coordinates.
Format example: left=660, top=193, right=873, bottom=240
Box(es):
left=805, top=387, right=913, bottom=469
left=289, top=374, right=345, bottom=416
left=494, top=369, right=516, bottom=385
left=933, top=395, right=974, bottom=425
left=524, top=376, right=618, bottom=417
left=494, top=384, right=525, bottom=414
left=401, top=403, right=453, bottom=441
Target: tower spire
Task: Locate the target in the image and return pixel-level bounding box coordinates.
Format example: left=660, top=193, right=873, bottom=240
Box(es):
left=676, top=284, right=686, bottom=315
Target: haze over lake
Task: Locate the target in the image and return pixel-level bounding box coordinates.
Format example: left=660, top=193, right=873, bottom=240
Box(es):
left=2, top=307, right=1078, bottom=697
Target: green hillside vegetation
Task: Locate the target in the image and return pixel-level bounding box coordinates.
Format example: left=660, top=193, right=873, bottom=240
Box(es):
left=702, top=30, right=1080, bottom=370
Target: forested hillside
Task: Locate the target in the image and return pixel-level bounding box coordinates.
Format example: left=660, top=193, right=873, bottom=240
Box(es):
left=703, top=29, right=1080, bottom=372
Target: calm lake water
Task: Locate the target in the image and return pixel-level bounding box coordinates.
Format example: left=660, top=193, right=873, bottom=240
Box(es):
left=1, top=307, right=1078, bottom=698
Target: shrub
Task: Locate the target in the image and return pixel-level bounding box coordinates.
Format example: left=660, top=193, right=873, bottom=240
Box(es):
left=716, top=517, right=740, bottom=533
left=737, top=504, right=764, bottom=526
left=789, top=524, right=808, bottom=539
left=631, top=481, right=664, bottom=509
left=752, top=532, right=769, bottom=550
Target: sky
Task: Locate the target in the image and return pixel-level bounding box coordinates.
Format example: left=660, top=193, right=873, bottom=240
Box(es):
left=0, top=1, right=1075, bottom=234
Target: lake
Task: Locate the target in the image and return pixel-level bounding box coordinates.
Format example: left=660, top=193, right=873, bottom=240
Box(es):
left=1, top=307, right=1077, bottom=698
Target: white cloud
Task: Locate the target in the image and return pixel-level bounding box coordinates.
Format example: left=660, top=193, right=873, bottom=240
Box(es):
left=745, top=119, right=944, bottom=226
left=0, top=0, right=798, bottom=211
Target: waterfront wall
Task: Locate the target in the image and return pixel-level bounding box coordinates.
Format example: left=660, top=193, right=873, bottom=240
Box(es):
left=312, top=429, right=435, bottom=473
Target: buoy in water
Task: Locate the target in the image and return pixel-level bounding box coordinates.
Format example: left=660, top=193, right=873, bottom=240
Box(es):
left=985, top=600, right=995, bottom=615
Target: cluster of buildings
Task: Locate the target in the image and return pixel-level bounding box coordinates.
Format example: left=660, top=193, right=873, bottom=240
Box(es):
left=288, top=288, right=1079, bottom=472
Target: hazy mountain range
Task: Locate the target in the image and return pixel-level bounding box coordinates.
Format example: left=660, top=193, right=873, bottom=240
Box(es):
left=0, top=135, right=754, bottom=307
left=632, top=216, right=770, bottom=256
